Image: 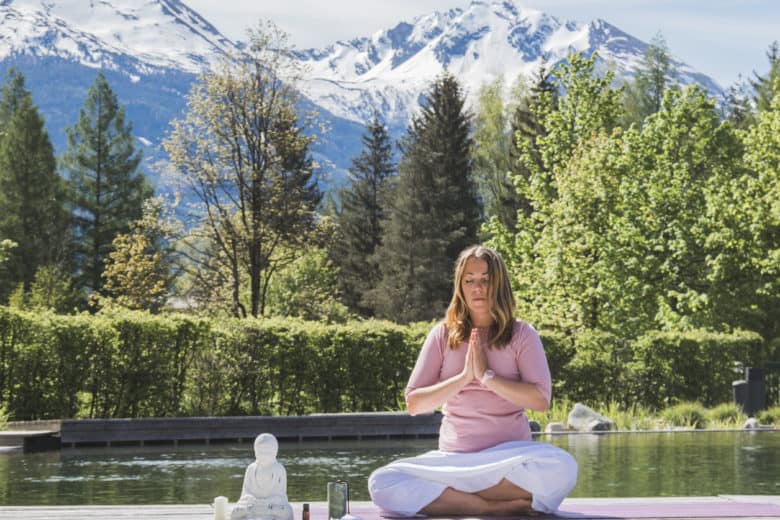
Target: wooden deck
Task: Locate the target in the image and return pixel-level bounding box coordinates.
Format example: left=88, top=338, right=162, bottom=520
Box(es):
left=1, top=497, right=779, bottom=520
left=1, top=412, right=443, bottom=452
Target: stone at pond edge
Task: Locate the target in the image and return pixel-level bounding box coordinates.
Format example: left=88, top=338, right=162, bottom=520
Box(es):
left=529, top=420, right=541, bottom=432
left=545, top=422, right=568, bottom=433
left=743, top=418, right=760, bottom=429
left=567, top=402, right=616, bottom=432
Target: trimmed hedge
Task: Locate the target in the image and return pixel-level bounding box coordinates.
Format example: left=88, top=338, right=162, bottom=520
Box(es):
left=0, top=306, right=772, bottom=420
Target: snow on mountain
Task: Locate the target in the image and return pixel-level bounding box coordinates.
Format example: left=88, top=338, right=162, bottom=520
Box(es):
left=0, top=0, right=235, bottom=74
left=295, top=0, right=723, bottom=129
left=0, top=0, right=725, bottom=188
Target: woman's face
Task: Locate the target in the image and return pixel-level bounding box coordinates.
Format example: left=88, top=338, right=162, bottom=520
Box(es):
left=461, top=257, right=490, bottom=316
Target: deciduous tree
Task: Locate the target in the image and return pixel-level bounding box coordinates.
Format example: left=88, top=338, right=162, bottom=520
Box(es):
left=165, top=21, right=322, bottom=317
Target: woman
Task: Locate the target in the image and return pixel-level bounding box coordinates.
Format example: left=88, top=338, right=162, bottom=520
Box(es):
left=368, top=245, right=577, bottom=516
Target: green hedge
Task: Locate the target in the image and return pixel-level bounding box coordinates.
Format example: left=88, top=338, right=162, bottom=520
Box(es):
left=627, top=329, right=767, bottom=408
left=0, top=306, right=772, bottom=420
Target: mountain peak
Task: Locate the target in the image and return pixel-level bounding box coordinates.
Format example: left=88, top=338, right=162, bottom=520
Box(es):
left=0, top=0, right=235, bottom=73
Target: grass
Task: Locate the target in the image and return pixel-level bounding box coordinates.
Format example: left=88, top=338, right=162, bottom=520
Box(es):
left=528, top=400, right=778, bottom=431
left=0, top=403, right=8, bottom=431
left=757, top=406, right=780, bottom=425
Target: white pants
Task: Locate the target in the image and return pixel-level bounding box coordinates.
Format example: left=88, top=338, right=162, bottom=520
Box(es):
left=368, top=441, right=578, bottom=517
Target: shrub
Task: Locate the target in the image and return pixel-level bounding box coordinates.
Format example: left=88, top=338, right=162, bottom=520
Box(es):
left=662, top=401, right=707, bottom=429
left=629, top=329, right=766, bottom=408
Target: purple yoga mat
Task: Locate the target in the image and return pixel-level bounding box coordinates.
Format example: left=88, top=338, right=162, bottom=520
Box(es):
left=556, top=500, right=780, bottom=518
left=296, top=500, right=780, bottom=519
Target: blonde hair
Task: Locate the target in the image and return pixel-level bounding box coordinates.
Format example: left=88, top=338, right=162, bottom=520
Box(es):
left=445, top=245, right=515, bottom=349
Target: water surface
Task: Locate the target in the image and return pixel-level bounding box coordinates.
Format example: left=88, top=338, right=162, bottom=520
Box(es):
left=1, top=431, right=778, bottom=505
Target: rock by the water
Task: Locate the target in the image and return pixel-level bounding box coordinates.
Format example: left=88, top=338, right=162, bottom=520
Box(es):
left=743, top=418, right=760, bottom=429
left=529, top=420, right=541, bottom=432
left=545, top=422, right=568, bottom=433
left=567, top=403, right=615, bottom=432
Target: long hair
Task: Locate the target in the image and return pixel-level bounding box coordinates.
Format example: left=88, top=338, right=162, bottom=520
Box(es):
left=445, top=245, right=515, bottom=349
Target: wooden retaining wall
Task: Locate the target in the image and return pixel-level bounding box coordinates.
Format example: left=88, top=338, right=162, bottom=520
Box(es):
left=59, top=411, right=442, bottom=447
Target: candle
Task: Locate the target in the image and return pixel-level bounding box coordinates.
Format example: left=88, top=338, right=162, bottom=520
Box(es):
left=214, top=495, right=228, bottom=520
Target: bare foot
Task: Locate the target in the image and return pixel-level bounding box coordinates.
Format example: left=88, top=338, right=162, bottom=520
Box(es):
left=487, top=497, right=534, bottom=516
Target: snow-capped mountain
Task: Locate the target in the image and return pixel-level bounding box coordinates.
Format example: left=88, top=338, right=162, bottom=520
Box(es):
left=295, top=0, right=722, bottom=129
left=0, top=0, right=234, bottom=74
left=0, top=0, right=724, bottom=189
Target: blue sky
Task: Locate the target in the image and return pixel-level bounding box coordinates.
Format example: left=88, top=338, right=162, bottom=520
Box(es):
left=186, top=0, right=779, bottom=88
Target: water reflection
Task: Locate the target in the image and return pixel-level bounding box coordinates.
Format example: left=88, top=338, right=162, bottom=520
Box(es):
left=0, top=432, right=778, bottom=505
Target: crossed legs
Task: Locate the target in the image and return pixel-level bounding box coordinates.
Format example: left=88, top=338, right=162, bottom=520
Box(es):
left=420, top=478, right=534, bottom=516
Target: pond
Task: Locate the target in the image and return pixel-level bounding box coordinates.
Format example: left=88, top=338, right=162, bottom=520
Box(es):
left=1, top=431, right=778, bottom=505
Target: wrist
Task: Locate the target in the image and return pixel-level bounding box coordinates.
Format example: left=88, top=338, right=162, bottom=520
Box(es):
left=480, top=369, right=495, bottom=386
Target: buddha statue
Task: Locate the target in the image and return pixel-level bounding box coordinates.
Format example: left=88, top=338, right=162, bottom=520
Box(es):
left=230, top=433, right=294, bottom=520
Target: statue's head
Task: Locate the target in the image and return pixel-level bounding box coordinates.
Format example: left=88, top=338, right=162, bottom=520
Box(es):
left=253, top=433, right=279, bottom=463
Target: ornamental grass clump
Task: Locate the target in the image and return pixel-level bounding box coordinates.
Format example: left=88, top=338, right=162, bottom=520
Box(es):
left=662, top=402, right=707, bottom=429
left=602, top=400, right=658, bottom=431
left=706, top=403, right=747, bottom=428
left=0, top=404, right=8, bottom=430
left=757, top=406, right=780, bottom=426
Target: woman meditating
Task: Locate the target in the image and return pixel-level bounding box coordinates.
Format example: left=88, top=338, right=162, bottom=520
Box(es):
left=369, top=245, right=578, bottom=516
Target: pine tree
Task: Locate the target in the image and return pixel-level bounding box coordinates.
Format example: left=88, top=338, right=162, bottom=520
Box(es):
left=371, top=73, right=479, bottom=323
left=62, top=72, right=151, bottom=295
left=751, top=41, right=780, bottom=113
left=507, top=63, right=558, bottom=225
left=331, top=113, right=395, bottom=315
left=622, top=33, right=677, bottom=127
left=721, top=75, right=755, bottom=130
left=0, top=69, right=70, bottom=300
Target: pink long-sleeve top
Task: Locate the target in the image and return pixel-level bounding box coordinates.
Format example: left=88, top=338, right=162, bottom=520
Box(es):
left=405, top=320, right=551, bottom=453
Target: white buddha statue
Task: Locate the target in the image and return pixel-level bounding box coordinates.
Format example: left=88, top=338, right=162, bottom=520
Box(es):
left=230, top=433, right=294, bottom=520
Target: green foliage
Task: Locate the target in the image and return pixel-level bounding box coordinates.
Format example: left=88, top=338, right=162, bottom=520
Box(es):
left=751, top=41, right=780, bottom=113
left=165, top=21, right=321, bottom=318
left=0, top=69, right=71, bottom=301
left=757, top=406, right=780, bottom=425
left=331, top=114, right=395, bottom=316
left=0, top=306, right=428, bottom=419
left=62, top=72, right=150, bottom=295
left=629, top=329, right=766, bottom=408
left=622, top=33, right=677, bottom=127
left=661, top=402, right=707, bottom=429
left=737, top=76, right=780, bottom=340
left=473, top=76, right=519, bottom=228
left=266, top=246, right=351, bottom=323
left=372, top=73, right=480, bottom=323
left=706, top=403, right=747, bottom=427
left=560, top=330, right=631, bottom=405
left=27, top=265, right=79, bottom=313
left=0, top=402, right=8, bottom=429
left=1, top=306, right=772, bottom=420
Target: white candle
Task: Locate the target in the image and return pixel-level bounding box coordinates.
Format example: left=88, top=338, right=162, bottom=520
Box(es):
left=214, top=496, right=228, bottom=520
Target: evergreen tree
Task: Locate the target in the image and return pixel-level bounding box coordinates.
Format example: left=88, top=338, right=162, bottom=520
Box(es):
left=62, top=72, right=151, bottom=296
left=371, top=73, right=479, bottom=323
left=507, top=63, right=558, bottom=225
left=751, top=41, right=780, bottom=113
left=331, top=113, right=395, bottom=315
left=0, top=69, right=70, bottom=300
left=721, top=75, right=755, bottom=130
left=622, top=33, right=677, bottom=127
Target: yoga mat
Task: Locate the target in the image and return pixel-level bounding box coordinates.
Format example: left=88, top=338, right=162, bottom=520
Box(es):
left=295, top=499, right=780, bottom=519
